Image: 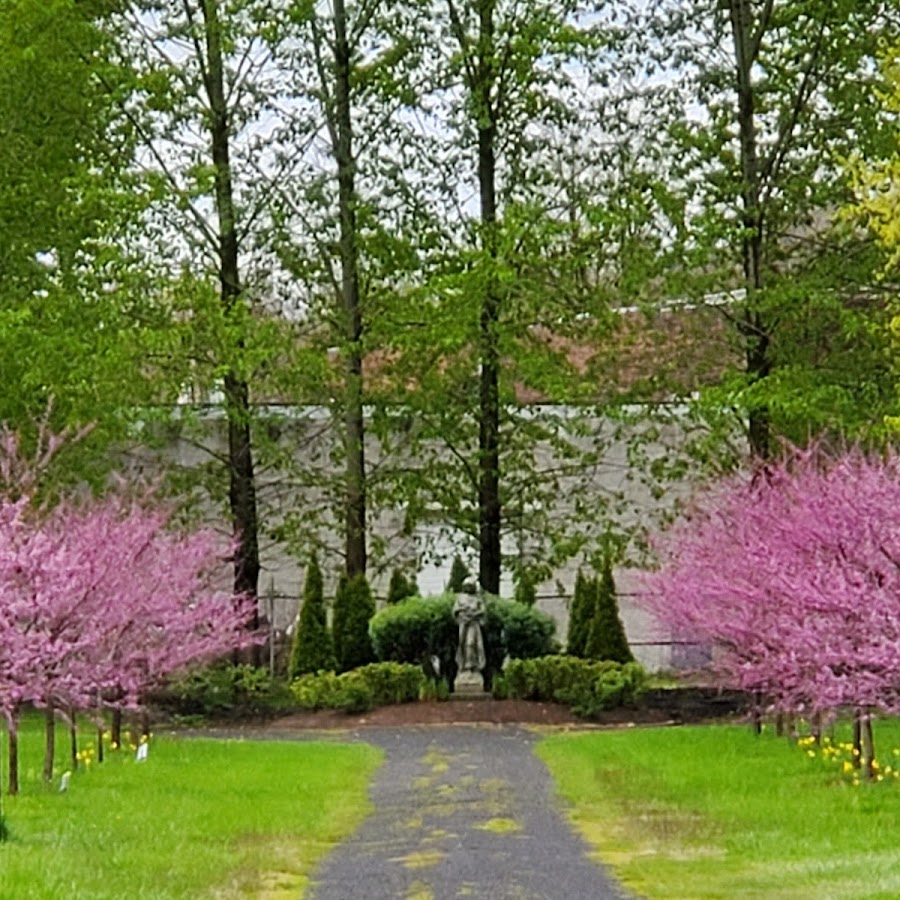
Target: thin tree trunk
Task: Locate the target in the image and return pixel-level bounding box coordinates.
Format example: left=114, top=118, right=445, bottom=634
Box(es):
left=728, top=0, right=771, bottom=459
left=97, top=722, right=104, bottom=764
left=7, top=710, right=18, bottom=797
left=751, top=692, right=763, bottom=735
left=810, top=711, right=821, bottom=745
left=111, top=708, right=122, bottom=750
left=43, top=705, right=55, bottom=783
left=860, top=710, right=876, bottom=781
left=476, top=0, right=501, bottom=596
left=69, top=708, right=78, bottom=771
left=201, top=0, right=261, bottom=653
left=852, top=707, right=863, bottom=769
left=334, top=0, right=367, bottom=578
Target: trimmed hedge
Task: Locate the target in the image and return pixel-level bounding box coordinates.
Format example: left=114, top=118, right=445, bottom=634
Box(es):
left=369, top=593, right=557, bottom=688
left=290, top=662, right=424, bottom=714
left=502, top=656, right=646, bottom=718
left=369, top=594, right=457, bottom=680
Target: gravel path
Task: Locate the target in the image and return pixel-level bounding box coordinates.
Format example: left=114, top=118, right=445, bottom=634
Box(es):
left=307, top=725, right=630, bottom=900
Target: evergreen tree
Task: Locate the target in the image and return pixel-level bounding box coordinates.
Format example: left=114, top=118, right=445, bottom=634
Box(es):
left=288, top=556, right=336, bottom=678
left=584, top=557, right=633, bottom=664
left=446, top=555, right=470, bottom=593
left=386, top=568, right=418, bottom=605
left=566, top=570, right=595, bottom=657
left=332, top=573, right=375, bottom=672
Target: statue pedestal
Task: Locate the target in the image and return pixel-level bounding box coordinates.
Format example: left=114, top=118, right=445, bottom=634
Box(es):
left=452, top=670, right=489, bottom=700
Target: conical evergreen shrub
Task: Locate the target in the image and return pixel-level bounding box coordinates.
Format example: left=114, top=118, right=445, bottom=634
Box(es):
left=387, top=568, right=418, bottom=604
left=584, top=556, right=633, bottom=664
left=333, top=573, right=376, bottom=672
left=446, top=555, right=470, bottom=593
left=566, top=569, right=594, bottom=657
left=288, top=556, right=336, bottom=678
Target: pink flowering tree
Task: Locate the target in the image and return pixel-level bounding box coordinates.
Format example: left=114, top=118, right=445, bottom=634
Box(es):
left=640, top=446, right=900, bottom=776
left=0, top=421, right=258, bottom=794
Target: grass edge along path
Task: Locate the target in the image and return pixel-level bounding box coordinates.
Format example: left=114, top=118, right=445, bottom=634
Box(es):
left=537, top=722, right=900, bottom=899
left=0, top=727, right=381, bottom=899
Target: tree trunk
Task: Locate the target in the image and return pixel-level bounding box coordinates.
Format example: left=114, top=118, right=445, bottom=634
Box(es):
left=852, top=707, right=863, bottom=769
left=751, top=691, right=763, bottom=735
left=201, top=0, right=261, bottom=649
left=7, top=711, right=18, bottom=797
left=334, top=0, right=367, bottom=578
left=860, top=710, right=876, bottom=781
left=111, top=708, right=122, bottom=750
left=97, top=722, right=104, bottom=764
left=43, top=705, right=55, bottom=783
left=728, top=0, right=771, bottom=459
left=69, top=708, right=78, bottom=771
left=476, top=0, right=501, bottom=596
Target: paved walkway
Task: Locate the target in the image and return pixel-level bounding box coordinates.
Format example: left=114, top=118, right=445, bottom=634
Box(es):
left=307, top=725, right=630, bottom=900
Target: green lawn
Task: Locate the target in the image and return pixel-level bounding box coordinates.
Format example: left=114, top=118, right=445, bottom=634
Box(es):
left=538, top=721, right=900, bottom=899
left=0, top=719, right=381, bottom=899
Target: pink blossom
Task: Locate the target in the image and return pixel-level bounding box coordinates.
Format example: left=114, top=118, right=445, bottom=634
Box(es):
left=640, top=447, right=900, bottom=716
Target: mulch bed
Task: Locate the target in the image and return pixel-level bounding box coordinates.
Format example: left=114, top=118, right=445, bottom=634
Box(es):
left=256, top=698, right=689, bottom=731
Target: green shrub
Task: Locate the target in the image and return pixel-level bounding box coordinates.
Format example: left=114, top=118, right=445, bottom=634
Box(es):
left=420, top=678, right=451, bottom=701
left=289, top=555, right=336, bottom=678
left=369, top=594, right=457, bottom=677
left=291, top=671, right=343, bottom=710
left=584, top=556, right=633, bottom=664
left=163, top=663, right=292, bottom=717
left=335, top=672, right=374, bottom=714
left=503, top=656, right=646, bottom=719
left=333, top=573, right=376, bottom=672
left=386, top=569, right=418, bottom=604
left=491, top=673, right=509, bottom=700
left=290, top=663, right=423, bottom=712
left=493, top=597, right=557, bottom=658
left=351, top=662, right=424, bottom=706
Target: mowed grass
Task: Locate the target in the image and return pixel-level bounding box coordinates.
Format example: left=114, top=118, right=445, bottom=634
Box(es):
left=538, top=721, right=900, bottom=899
left=0, top=720, right=381, bottom=899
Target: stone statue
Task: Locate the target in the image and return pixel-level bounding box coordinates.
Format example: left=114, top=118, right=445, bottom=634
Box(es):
left=453, top=584, right=486, bottom=688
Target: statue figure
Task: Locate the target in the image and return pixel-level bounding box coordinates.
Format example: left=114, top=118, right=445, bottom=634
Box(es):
left=453, top=583, right=486, bottom=684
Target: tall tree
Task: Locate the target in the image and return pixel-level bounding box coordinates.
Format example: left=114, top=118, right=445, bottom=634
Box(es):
left=198, top=0, right=260, bottom=615
left=375, top=0, right=627, bottom=593
left=0, top=0, right=170, bottom=479
left=267, top=0, right=427, bottom=579
left=633, top=0, right=897, bottom=459
left=103, top=0, right=302, bottom=628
